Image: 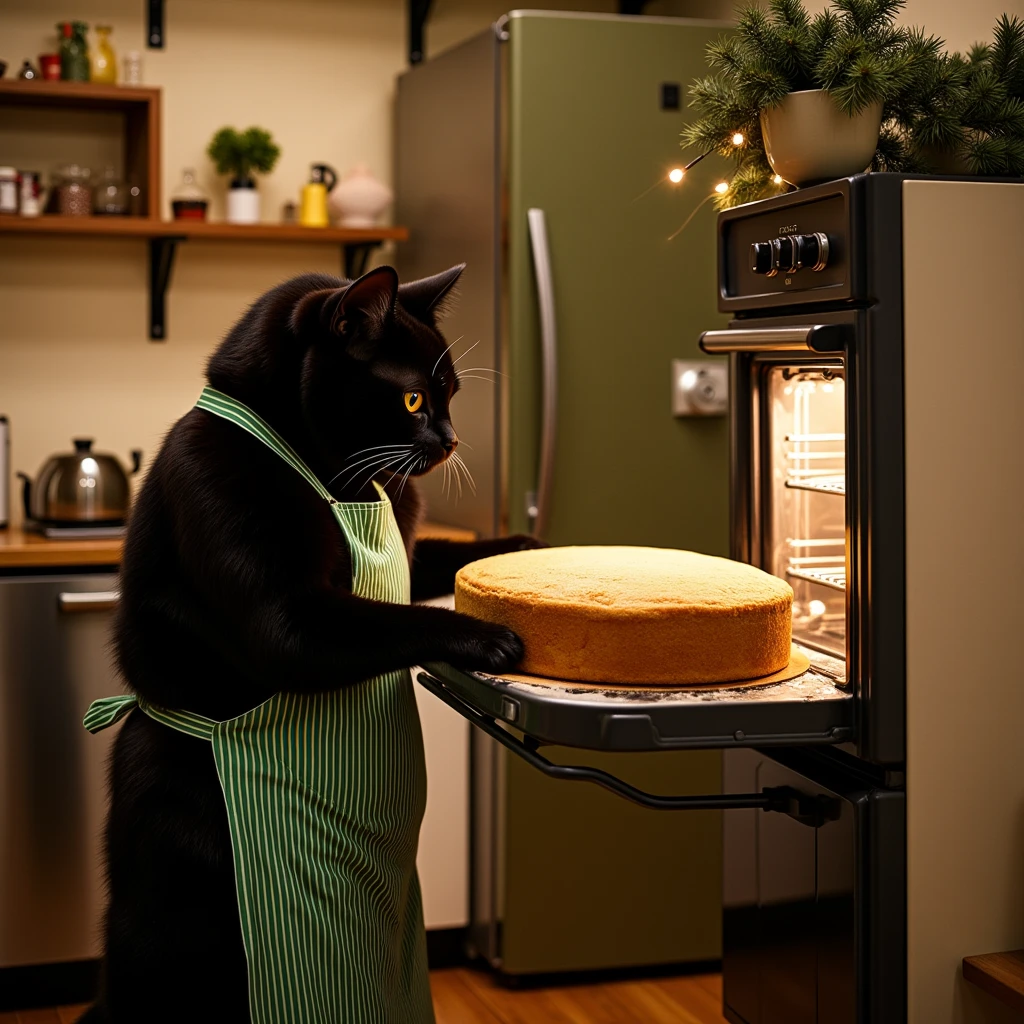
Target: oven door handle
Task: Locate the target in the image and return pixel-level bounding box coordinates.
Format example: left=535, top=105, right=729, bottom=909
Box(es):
left=699, top=324, right=850, bottom=354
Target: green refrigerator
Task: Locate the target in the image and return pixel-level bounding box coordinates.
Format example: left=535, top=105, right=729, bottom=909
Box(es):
left=396, top=10, right=731, bottom=975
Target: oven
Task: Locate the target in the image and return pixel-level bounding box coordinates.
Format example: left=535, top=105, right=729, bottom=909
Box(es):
left=701, top=174, right=906, bottom=769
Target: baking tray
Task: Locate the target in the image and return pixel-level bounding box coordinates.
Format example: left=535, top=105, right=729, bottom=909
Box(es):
left=419, top=643, right=852, bottom=753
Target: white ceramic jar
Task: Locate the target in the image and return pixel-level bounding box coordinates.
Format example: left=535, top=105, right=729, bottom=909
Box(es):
left=227, top=182, right=260, bottom=224
left=327, top=164, right=392, bottom=228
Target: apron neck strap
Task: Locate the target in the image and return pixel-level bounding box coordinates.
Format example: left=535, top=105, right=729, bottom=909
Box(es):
left=196, top=386, right=336, bottom=502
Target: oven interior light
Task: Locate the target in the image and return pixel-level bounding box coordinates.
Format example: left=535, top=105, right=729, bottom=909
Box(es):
left=668, top=167, right=684, bottom=183
left=822, top=382, right=834, bottom=392
left=773, top=174, right=784, bottom=185
left=731, top=132, right=745, bottom=146
left=809, top=599, right=827, bottom=617
left=714, top=181, right=729, bottom=194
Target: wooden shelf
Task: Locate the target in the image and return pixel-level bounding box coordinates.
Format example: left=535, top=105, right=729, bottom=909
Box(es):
left=0, top=215, right=409, bottom=245
left=0, top=79, right=161, bottom=109
left=963, top=950, right=1024, bottom=1015
left=0, top=216, right=409, bottom=339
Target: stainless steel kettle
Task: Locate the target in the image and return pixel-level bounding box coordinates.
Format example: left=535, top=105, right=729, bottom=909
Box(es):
left=18, top=439, right=142, bottom=525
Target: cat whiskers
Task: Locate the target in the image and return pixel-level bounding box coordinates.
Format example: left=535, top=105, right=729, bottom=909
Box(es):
left=431, top=335, right=464, bottom=379
left=450, top=340, right=480, bottom=368
left=449, top=451, right=476, bottom=500
left=326, top=444, right=411, bottom=487
left=336, top=449, right=412, bottom=493
left=455, top=366, right=506, bottom=385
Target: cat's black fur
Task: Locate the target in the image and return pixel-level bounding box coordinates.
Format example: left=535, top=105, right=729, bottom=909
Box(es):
left=80, top=265, right=537, bottom=1024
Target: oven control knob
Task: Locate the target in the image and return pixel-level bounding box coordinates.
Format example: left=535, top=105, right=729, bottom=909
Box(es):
left=751, top=241, right=774, bottom=275
left=794, top=232, right=830, bottom=272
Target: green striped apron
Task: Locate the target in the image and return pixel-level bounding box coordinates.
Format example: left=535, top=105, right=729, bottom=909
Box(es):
left=85, top=386, right=434, bottom=1024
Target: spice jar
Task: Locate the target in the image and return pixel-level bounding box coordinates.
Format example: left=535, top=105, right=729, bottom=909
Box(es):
left=58, top=21, right=89, bottom=82
left=0, top=168, right=18, bottom=215
left=122, top=51, right=142, bottom=86
left=39, top=54, right=62, bottom=80
left=94, top=166, right=129, bottom=215
left=56, top=164, right=92, bottom=217
left=19, top=171, right=42, bottom=217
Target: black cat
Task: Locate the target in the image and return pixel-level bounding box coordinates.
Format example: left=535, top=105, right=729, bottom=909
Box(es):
left=81, top=265, right=536, bottom=1023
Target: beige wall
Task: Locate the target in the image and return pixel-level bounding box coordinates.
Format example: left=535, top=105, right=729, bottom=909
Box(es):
left=0, top=0, right=1018, bottom=517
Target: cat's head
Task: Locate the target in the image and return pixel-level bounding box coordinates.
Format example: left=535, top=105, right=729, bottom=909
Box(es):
left=293, top=264, right=467, bottom=495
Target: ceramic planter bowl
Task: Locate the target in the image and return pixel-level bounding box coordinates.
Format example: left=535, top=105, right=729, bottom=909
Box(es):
left=760, top=88, right=883, bottom=187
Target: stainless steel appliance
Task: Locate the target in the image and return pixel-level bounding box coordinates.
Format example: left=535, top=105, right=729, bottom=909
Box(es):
left=397, top=11, right=732, bottom=975
left=0, top=575, right=120, bottom=1002
left=419, top=173, right=1024, bottom=1022
left=18, top=439, right=141, bottom=527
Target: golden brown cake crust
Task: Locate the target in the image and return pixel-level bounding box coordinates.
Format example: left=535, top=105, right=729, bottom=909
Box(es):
left=455, top=546, right=793, bottom=685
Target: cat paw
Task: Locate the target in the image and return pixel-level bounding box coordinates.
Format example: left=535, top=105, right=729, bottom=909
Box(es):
left=447, top=623, right=524, bottom=674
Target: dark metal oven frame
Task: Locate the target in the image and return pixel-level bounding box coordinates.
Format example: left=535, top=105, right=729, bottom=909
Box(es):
left=705, top=174, right=910, bottom=768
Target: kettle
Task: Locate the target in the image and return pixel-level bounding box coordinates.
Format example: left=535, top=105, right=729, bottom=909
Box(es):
left=299, top=164, right=337, bottom=228
left=18, top=439, right=142, bottom=525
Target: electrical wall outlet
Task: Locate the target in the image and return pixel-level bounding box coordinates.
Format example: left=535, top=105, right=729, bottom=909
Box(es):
left=672, top=360, right=728, bottom=416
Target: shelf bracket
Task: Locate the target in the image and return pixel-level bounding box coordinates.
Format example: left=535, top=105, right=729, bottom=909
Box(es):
left=149, top=236, right=182, bottom=341
left=147, top=0, right=164, bottom=48
left=409, top=0, right=434, bottom=64
left=619, top=0, right=650, bottom=13
left=343, top=243, right=376, bottom=280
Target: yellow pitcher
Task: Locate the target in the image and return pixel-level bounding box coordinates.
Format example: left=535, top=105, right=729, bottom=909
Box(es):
left=299, top=164, right=337, bottom=228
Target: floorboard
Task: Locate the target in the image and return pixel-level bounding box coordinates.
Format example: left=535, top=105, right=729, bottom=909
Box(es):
left=41, top=971, right=726, bottom=1024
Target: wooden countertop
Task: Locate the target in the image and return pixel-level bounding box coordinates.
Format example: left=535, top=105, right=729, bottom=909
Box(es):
left=0, top=522, right=476, bottom=570
left=963, top=950, right=1024, bottom=1014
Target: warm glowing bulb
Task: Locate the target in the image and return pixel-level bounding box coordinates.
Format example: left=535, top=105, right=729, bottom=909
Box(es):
left=809, top=600, right=827, bottom=617
left=773, top=174, right=783, bottom=185
left=668, top=167, right=684, bottom=183
left=731, top=132, right=744, bottom=146
left=714, top=181, right=729, bottom=194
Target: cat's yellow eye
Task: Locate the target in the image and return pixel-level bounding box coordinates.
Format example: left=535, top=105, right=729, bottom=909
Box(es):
left=404, top=391, right=424, bottom=414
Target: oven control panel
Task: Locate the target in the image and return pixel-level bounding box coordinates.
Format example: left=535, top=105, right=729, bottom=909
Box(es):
left=718, top=180, right=860, bottom=313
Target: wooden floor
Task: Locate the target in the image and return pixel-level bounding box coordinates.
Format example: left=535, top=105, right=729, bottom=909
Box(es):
left=6, top=969, right=726, bottom=1024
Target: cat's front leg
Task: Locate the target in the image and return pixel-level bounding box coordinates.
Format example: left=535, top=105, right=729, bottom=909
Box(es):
left=411, top=535, right=547, bottom=601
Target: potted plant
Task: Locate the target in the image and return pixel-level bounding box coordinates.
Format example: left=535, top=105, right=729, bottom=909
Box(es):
left=206, top=126, right=281, bottom=224
left=683, top=0, right=940, bottom=206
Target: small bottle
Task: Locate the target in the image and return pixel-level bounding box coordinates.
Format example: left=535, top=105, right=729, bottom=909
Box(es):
left=122, top=50, right=142, bottom=86
left=171, top=169, right=209, bottom=221
left=18, top=60, right=39, bottom=80
left=58, top=22, right=89, bottom=82
left=91, top=26, right=116, bottom=84
left=0, top=168, right=18, bottom=215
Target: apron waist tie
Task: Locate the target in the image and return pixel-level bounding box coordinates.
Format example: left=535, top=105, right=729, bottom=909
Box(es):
left=84, top=694, right=216, bottom=741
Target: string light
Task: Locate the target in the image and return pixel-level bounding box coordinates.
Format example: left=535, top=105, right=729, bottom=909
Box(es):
left=668, top=168, right=684, bottom=183
left=731, top=132, right=745, bottom=146
left=714, top=181, right=729, bottom=194
left=773, top=174, right=784, bottom=185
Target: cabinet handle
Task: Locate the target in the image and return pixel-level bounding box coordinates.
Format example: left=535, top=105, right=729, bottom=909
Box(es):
left=699, top=324, right=851, bottom=353
left=58, top=591, right=120, bottom=612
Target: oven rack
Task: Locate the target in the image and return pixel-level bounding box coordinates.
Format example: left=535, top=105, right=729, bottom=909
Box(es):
left=787, top=565, right=847, bottom=591
left=785, top=475, right=846, bottom=496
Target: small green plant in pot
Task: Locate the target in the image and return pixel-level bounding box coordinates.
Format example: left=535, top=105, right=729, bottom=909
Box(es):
left=683, top=0, right=938, bottom=207
left=207, top=126, right=281, bottom=224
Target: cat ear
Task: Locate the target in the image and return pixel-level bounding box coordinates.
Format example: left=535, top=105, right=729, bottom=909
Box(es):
left=324, top=265, right=398, bottom=358
left=397, top=264, right=466, bottom=325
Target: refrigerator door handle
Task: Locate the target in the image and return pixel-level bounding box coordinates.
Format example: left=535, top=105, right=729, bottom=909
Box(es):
left=526, top=208, right=558, bottom=538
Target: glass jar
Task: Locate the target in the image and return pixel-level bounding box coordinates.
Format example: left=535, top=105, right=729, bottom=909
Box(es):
left=58, top=21, right=90, bottom=82
left=0, top=168, right=18, bottom=215
left=171, top=168, right=209, bottom=221
left=122, top=51, right=142, bottom=86
left=91, top=25, right=116, bottom=84
left=93, top=166, right=129, bottom=215
left=55, top=164, right=92, bottom=217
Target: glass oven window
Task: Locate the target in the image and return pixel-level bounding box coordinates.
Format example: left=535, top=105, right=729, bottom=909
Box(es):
left=767, top=365, right=846, bottom=657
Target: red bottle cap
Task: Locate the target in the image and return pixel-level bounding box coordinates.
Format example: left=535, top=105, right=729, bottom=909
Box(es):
left=62, top=22, right=72, bottom=37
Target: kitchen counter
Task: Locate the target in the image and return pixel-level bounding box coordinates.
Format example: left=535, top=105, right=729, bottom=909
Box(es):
left=0, top=521, right=476, bottom=570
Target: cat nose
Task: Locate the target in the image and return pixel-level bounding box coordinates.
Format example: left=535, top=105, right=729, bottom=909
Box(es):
left=442, top=435, right=459, bottom=454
